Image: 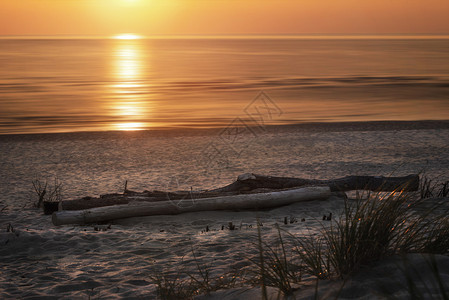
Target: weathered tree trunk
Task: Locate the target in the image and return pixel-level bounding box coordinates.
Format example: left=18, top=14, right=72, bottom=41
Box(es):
left=53, top=186, right=331, bottom=225
left=210, top=173, right=420, bottom=193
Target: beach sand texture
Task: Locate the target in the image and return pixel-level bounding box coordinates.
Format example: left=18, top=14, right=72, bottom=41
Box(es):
left=2, top=194, right=449, bottom=299
left=1, top=123, right=449, bottom=298
left=1, top=195, right=346, bottom=298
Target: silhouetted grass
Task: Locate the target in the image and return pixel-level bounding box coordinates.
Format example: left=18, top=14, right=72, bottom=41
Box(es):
left=419, top=213, right=449, bottom=255
left=250, top=224, right=302, bottom=297
left=149, top=271, right=197, bottom=300
left=326, top=191, right=416, bottom=277
left=294, top=235, right=330, bottom=280
left=149, top=254, right=244, bottom=299
left=297, top=184, right=448, bottom=281
left=31, top=176, right=62, bottom=209
left=420, top=175, right=449, bottom=199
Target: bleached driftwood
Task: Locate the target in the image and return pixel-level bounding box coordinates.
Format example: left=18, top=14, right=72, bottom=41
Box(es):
left=52, top=186, right=331, bottom=225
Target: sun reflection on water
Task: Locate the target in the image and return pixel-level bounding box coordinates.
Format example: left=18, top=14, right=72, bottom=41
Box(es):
left=110, top=38, right=151, bottom=131
left=116, top=47, right=139, bottom=79
left=115, top=122, right=146, bottom=131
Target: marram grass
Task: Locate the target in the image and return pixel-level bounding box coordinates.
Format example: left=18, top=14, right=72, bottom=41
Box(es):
left=298, top=188, right=449, bottom=279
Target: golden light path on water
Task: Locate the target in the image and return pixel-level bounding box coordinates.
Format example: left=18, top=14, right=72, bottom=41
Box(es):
left=110, top=34, right=151, bottom=131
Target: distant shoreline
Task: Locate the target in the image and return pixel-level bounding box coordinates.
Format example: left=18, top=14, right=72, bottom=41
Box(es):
left=1, top=119, right=449, bottom=141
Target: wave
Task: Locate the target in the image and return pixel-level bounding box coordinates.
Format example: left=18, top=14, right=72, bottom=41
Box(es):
left=161, top=75, right=449, bottom=92
left=1, top=75, right=447, bottom=95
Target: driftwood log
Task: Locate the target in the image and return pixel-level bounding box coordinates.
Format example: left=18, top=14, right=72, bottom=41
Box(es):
left=59, top=173, right=419, bottom=212
left=53, top=186, right=331, bottom=225
left=210, top=173, right=420, bottom=193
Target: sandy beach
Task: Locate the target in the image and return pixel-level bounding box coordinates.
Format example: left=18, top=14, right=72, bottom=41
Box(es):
left=2, top=185, right=449, bottom=299
left=1, top=122, right=449, bottom=298
left=1, top=193, right=345, bottom=299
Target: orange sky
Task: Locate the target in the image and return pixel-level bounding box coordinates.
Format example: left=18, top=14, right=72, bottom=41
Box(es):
left=1, top=0, right=448, bottom=36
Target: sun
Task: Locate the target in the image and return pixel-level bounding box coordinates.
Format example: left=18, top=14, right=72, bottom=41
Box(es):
left=114, top=34, right=141, bottom=40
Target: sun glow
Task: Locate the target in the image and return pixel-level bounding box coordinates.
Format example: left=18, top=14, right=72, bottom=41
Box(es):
left=114, top=34, right=141, bottom=40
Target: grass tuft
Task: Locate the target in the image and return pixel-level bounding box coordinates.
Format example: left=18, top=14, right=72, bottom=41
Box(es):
left=324, top=191, right=415, bottom=277
left=293, top=234, right=330, bottom=279
left=149, top=271, right=197, bottom=300
left=251, top=224, right=302, bottom=297
left=419, top=214, right=449, bottom=255
left=149, top=254, right=244, bottom=299
left=420, top=175, right=449, bottom=199
left=297, top=180, right=449, bottom=280
left=31, top=176, right=63, bottom=208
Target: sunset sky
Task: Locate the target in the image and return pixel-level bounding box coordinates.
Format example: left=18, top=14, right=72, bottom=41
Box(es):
left=1, top=0, right=448, bottom=37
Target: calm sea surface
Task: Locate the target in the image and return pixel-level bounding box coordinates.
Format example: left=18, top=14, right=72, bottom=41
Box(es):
left=0, top=38, right=448, bottom=204
left=0, top=38, right=448, bottom=134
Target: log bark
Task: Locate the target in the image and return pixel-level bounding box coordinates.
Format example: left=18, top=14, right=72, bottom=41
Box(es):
left=52, top=186, right=331, bottom=225
left=210, top=173, right=420, bottom=193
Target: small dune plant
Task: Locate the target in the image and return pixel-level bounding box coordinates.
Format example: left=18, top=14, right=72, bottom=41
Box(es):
left=326, top=191, right=416, bottom=277
left=293, top=234, right=330, bottom=280
left=420, top=175, right=449, bottom=199
left=250, top=223, right=303, bottom=299
left=149, top=271, right=197, bottom=300
left=149, top=253, right=244, bottom=299
left=418, top=212, right=449, bottom=255
left=295, top=183, right=449, bottom=281
left=150, top=269, right=244, bottom=299
left=31, top=176, right=63, bottom=212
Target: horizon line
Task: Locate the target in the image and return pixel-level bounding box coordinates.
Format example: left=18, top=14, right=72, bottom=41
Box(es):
left=1, top=33, right=449, bottom=40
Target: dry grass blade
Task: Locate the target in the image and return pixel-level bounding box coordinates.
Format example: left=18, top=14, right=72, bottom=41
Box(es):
left=32, top=178, right=47, bottom=208
left=251, top=224, right=302, bottom=297
left=293, top=234, right=329, bottom=280
left=149, top=272, right=197, bottom=300
left=420, top=214, right=449, bottom=255
left=32, top=177, right=63, bottom=208
left=325, top=191, right=408, bottom=277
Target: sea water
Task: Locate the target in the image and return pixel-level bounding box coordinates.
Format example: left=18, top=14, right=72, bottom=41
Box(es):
left=0, top=37, right=448, bottom=134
